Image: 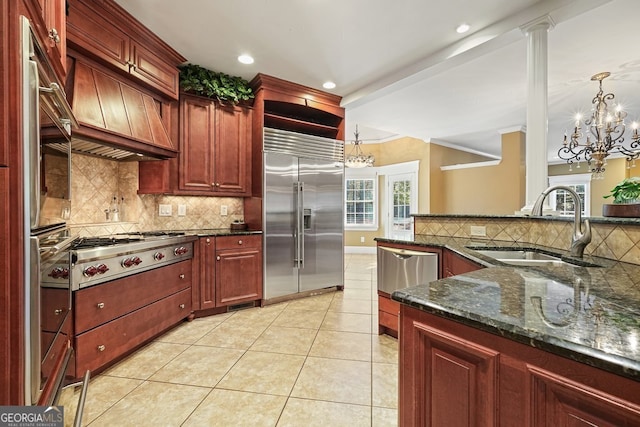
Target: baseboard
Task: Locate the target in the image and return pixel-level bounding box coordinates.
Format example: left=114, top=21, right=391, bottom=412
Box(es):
left=345, top=246, right=376, bottom=254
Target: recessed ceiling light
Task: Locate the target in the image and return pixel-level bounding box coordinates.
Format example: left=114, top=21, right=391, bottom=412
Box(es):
left=323, top=81, right=336, bottom=89
left=238, top=54, right=254, bottom=65
left=456, top=23, right=470, bottom=34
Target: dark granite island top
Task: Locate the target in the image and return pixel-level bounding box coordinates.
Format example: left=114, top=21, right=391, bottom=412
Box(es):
left=380, top=236, right=640, bottom=381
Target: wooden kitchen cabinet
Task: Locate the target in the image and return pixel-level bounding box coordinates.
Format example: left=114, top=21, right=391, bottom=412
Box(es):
left=66, top=0, right=185, bottom=99
left=443, top=249, right=483, bottom=277
left=196, top=237, right=216, bottom=311
left=215, top=235, right=262, bottom=307
left=21, top=0, right=67, bottom=83
left=399, top=304, right=640, bottom=426
left=194, top=235, right=263, bottom=313
left=178, top=94, right=252, bottom=196
left=73, top=260, right=192, bottom=377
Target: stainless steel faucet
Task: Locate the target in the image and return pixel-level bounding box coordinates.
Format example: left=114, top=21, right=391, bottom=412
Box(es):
left=531, top=185, right=591, bottom=258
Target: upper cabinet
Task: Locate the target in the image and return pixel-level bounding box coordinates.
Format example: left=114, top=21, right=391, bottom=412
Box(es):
left=250, top=73, right=345, bottom=140
left=66, top=0, right=185, bottom=100
left=179, top=94, right=252, bottom=196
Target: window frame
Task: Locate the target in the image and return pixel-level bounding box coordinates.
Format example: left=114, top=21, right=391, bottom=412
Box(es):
left=547, top=173, right=591, bottom=217
left=345, top=168, right=379, bottom=231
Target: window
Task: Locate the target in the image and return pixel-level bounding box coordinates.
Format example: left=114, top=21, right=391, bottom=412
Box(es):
left=548, top=174, right=591, bottom=217
left=345, top=178, right=376, bottom=228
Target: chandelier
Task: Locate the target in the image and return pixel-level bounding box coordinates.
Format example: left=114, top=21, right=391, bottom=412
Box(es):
left=558, top=72, right=640, bottom=179
left=344, top=125, right=375, bottom=168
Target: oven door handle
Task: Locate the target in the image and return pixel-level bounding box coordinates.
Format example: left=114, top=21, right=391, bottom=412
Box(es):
left=51, top=234, right=78, bottom=254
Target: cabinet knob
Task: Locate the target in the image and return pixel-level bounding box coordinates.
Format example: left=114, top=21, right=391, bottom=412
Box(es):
left=216, top=256, right=220, bottom=261
left=179, top=304, right=185, bottom=309
left=48, top=28, right=60, bottom=44
left=206, top=238, right=211, bottom=244
left=97, top=302, right=105, bottom=309
left=215, top=183, right=220, bottom=187
left=238, top=240, right=243, bottom=245
left=97, top=345, right=105, bottom=352
left=54, top=309, right=63, bottom=315
left=179, top=274, right=185, bottom=279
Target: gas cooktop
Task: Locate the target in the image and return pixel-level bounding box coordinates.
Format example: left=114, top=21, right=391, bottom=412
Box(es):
left=72, top=231, right=187, bottom=250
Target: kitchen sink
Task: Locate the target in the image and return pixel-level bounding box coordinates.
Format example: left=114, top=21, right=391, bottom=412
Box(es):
left=468, top=248, right=600, bottom=268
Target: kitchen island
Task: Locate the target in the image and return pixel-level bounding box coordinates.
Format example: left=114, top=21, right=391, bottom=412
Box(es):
left=379, top=234, right=640, bottom=425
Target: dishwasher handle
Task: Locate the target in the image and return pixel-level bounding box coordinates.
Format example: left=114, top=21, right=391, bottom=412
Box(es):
left=378, top=246, right=438, bottom=260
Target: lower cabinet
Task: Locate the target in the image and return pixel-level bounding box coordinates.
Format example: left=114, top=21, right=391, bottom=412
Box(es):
left=399, top=304, right=640, bottom=426
left=215, top=235, right=262, bottom=307
left=73, top=261, right=192, bottom=376
left=194, top=235, right=263, bottom=312
left=443, top=249, right=483, bottom=277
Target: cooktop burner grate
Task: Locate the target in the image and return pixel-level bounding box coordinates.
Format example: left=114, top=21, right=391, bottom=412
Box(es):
left=71, top=237, right=142, bottom=249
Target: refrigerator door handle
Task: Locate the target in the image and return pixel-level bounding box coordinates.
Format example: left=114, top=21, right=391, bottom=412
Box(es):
left=299, top=182, right=304, bottom=269
left=293, top=181, right=304, bottom=269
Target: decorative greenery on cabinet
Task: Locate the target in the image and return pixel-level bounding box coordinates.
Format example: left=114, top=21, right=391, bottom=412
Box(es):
left=178, top=63, right=254, bottom=105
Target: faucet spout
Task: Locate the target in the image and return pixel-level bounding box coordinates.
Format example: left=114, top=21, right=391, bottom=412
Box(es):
left=530, top=185, right=591, bottom=258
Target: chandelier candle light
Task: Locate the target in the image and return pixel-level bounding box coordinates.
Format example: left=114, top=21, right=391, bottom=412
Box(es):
left=558, top=72, right=640, bottom=179
left=345, top=125, right=375, bottom=168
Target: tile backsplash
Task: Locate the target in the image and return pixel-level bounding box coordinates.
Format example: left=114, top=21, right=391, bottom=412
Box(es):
left=66, top=153, right=244, bottom=237
left=414, top=215, right=640, bottom=265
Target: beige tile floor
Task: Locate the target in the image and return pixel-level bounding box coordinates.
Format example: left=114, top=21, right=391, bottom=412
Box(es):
left=70, top=253, right=398, bottom=426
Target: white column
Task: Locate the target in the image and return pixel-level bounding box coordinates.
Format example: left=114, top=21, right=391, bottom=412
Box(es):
left=519, top=16, right=555, bottom=214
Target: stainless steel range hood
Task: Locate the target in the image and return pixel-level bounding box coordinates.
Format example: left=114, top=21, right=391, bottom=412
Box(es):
left=62, top=58, right=178, bottom=161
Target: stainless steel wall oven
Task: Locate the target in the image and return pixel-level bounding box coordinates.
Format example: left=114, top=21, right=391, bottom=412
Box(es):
left=21, top=15, right=87, bottom=416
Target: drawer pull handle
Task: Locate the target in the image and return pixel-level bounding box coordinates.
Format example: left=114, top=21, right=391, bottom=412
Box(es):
left=97, top=302, right=105, bottom=309
left=54, top=309, right=63, bottom=315
left=97, top=345, right=105, bottom=352
left=179, top=274, right=185, bottom=279
left=179, top=304, right=185, bottom=309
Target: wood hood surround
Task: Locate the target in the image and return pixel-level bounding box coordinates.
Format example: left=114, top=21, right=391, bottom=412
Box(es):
left=64, top=57, right=178, bottom=161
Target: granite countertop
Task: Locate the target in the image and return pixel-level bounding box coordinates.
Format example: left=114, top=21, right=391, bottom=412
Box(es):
left=379, top=235, right=640, bottom=381
left=187, top=228, right=262, bottom=237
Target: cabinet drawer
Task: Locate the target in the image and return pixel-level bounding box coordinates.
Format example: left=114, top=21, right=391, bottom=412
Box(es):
left=378, top=294, right=400, bottom=316
left=74, top=260, right=191, bottom=333
left=379, top=310, right=399, bottom=334
left=216, top=235, right=261, bottom=250
left=75, top=288, right=191, bottom=375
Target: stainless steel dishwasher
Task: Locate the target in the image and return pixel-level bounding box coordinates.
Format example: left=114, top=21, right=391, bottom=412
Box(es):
left=377, top=246, right=438, bottom=294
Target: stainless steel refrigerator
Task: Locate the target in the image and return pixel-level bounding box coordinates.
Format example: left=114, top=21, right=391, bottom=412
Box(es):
left=263, top=128, right=344, bottom=300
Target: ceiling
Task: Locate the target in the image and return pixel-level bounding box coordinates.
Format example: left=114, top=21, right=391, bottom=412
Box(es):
left=114, top=0, right=640, bottom=163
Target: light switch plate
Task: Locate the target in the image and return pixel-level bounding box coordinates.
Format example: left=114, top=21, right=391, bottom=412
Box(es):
left=159, top=204, right=172, bottom=216
left=470, top=225, right=487, bottom=237
left=178, top=204, right=187, bottom=216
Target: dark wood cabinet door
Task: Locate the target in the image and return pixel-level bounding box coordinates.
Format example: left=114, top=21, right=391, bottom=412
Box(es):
left=42, top=0, right=66, bottom=80
left=399, top=306, right=499, bottom=427
left=66, top=0, right=130, bottom=73
left=214, top=105, right=251, bottom=195
left=444, top=249, right=483, bottom=277
left=529, top=366, right=640, bottom=426
left=198, top=237, right=216, bottom=310
left=179, top=95, right=215, bottom=193
left=215, top=236, right=262, bottom=307
left=130, top=40, right=180, bottom=100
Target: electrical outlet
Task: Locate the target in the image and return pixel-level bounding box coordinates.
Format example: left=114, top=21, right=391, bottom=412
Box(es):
left=178, top=204, right=187, bottom=216
left=220, top=205, right=228, bottom=216
left=159, top=204, right=172, bottom=216
left=470, top=225, right=487, bottom=237
left=360, top=236, right=365, bottom=243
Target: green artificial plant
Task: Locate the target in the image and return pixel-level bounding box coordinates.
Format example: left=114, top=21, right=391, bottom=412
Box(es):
left=179, top=63, right=254, bottom=105
left=603, top=176, right=640, bottom=204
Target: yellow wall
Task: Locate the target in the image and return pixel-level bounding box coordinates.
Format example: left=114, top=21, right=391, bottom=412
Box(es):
left=433, top=131, right=526, bottom=214
left=549, top=158, right=640, bottom=217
